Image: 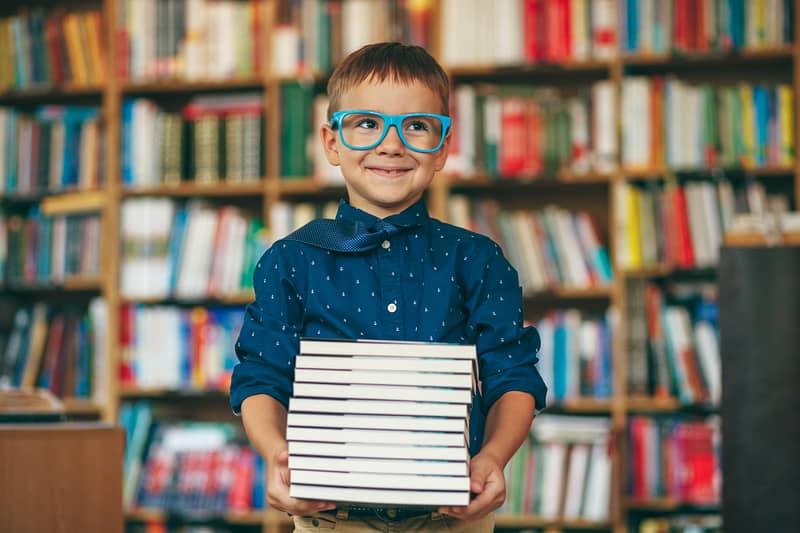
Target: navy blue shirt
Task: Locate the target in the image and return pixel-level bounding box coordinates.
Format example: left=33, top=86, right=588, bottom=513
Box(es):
left=230, top=199, right=547, bottom=456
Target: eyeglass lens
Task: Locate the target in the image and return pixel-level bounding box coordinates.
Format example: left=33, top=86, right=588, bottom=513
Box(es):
left=339, top=113, right=443, bottom=151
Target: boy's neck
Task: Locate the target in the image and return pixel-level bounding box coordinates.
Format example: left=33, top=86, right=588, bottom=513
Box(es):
left=347, top=197, right=423, bottom=220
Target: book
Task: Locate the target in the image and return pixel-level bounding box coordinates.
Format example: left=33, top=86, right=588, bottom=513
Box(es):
left=289, top=484, right=469, bottom=507
left=294, top=368, right=474, bottom=390
left=288, top=397, right=469, bottom=418
left=292, top=383, right=472, bottom=404
left=290, top=469, right=470, bottom=492
left=288, top=441, right=469, bottom=462
left=294, top=354, right=473, bottom=374
left=287, top=412, right=467, bottom=433
left=299, top=338, right=477, bottom=360
left=285, top=426, right=466, bottom=447
left=288, top=455, right=468, bottom=477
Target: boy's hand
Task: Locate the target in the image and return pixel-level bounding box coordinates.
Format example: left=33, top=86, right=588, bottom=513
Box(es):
left=438, top=451, right=506, bottom=521
left=267, top=448, right=336, bottom=516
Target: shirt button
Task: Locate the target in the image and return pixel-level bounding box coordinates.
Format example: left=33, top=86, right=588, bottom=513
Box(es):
left=387, top=303, right=397, bottom=313
left=381, top=240, right=391, bottom=249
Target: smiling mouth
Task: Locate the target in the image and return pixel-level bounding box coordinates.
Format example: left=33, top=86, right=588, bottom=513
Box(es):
left=368, top=167, right=411, bottom=177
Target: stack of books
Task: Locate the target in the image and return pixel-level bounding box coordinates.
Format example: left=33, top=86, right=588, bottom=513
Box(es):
left=287, top=339, right=478, bottom=508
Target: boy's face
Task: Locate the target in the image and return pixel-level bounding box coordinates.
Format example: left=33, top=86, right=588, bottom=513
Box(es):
left=321, top=78, right=450, bottom=218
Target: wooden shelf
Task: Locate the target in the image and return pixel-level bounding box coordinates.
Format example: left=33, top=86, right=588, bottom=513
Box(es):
left=621, top=265, right=717, bottom=279
left=623, top=165, right=795, bottom=179
left=119, top=387, right=230, bottom=399
left=40, top=190, right=106, bottom=216
left=724, top=231, right=800, bottom=247
left=448, top=60, right=613, bottom=78
left=121, top=181, right=265, bottom=198
left=625, top=396, right=719, bottom=414
left=61, top=398, right=103, bottom=417
left=449, top=172, right=612, bottom=188
left=625, top=498, right=719, bottom=512
left=494, top=514, right=612, bottom=529
left=547, top=398, right=614, bottom=414
left=621, top=45, right=794, bottom=66
left=120, top=291, right=254, bottom=306
left=121, top=78, right=264, bottom=95
left=525, top=286, right=613, bottom=300
left=0, top=84, right=103, bottom=102
left=3, top=278, right=103, bottom=292
left=277, top=177, right=347, bottom=196
left=126, top=507, right=264, bottom=525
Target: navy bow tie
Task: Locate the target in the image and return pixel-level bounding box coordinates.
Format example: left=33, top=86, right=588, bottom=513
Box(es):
left=284, top=218, right=403, bottom=253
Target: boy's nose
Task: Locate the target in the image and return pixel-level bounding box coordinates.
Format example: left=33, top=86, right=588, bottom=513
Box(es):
left=376, top=125, right=404, bottom=154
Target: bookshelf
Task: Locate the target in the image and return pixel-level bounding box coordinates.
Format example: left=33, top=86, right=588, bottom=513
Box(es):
left=0, top=1, right=797, bottom=533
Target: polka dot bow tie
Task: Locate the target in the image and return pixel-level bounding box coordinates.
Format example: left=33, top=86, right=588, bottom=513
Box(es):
left=284, top=218, right=403, bottom=253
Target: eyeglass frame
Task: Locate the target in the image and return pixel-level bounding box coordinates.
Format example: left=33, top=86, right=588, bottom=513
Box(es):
left=329, top=110, right=452, bottom=153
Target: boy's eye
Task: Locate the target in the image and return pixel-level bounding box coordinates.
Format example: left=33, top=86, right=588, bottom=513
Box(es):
left=355, top=118, right=380, bottom=129
left=406, top=120, right=430, bottom=132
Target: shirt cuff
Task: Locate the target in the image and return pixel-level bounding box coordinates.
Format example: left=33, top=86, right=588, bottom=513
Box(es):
left=229, top=358, right=291, bottom=415
left=481, top=365, right=548, bottom=415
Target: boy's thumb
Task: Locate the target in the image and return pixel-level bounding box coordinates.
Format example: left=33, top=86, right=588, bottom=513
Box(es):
left=471, top=479, right=484, bottom=494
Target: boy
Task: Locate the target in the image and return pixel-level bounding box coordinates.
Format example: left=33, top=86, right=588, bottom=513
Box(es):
left=230, top=42, right=547, bottom=532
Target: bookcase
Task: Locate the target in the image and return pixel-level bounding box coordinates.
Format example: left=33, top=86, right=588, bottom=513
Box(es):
left=0, top=1, right=798, bottom=532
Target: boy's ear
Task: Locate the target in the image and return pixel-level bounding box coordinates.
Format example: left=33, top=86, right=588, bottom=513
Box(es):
left=433, top=132, right=452, bottom=172
left=320, top=124, right=341, bottom=166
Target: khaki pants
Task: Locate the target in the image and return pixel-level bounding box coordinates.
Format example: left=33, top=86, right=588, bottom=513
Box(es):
left=293, top=510, right=495, bottom=532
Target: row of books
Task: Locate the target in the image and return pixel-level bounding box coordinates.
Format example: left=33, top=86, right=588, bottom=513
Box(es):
left=0, top=299, right=108, bottom=401
left=287, top=339, right=477, bottom=507
left=1, top=209, right=101, bottom=285
left=500, top=415, right=612, bottom=521
left=135, top=422, right=265, bottom=513
left=614, top=179, right=787, bottom=271
left=621, top=0, right=792, bottom=55
left=445, top=82, right=617, bottom=178
left=441, top=0, right=617, bottom=67
left=621, top=79, right=795, bottom=171
left=626, top=281, right=720, bottom=406
left=533, top=309, right=615, bottom=404
left=0, top=106, right=104, bottom=196
left=0, top=8, right=105, bottom=90
left=449, top=197, right=614, bottom=294
left=627, top=415, right=721, bottom=506
left=119, top=304, right=244, bottom=391
left=271, top=0, right=433, bottom=77
left=121, top=94, right=264, bottom=188
left=120, top=402, right=265, bottom=513
left=117, top=0, right=264, bottom=82
left=635, top=515, right=721, bottom=533
left=120, top=198, right=267, bottom=300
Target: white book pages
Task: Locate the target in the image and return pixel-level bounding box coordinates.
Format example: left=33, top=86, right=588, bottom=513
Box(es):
left=286, top=426, right=466, bottom=447
left=290, top=470, right=470, bottom=492
left=288, top=397, right=469, bottom=418
left=288, top=440, right=468, bottom=462
left=290, top=484, right=469, bottom=507
left=292, top=382, right=472, bottom=404
left=287, top=412, right=466, bottom=433
left=288, top=455, right=468, bottom=476
left=294, top=368, right=473, bottom=390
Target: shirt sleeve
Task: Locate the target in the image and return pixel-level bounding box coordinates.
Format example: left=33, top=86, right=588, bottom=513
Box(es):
left=229, top=244, right=305, bottom=414
left=463, top=239, right=548, bottom=414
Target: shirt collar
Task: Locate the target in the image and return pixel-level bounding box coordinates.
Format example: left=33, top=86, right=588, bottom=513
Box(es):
left=335, top=198, right=429, bottom=230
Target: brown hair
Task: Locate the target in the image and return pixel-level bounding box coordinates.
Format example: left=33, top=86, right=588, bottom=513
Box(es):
left=326, top=42, right=450, bottom=120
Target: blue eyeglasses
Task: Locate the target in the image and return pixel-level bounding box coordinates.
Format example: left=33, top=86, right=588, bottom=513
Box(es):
left=330, top=110, right=451, bottom=153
